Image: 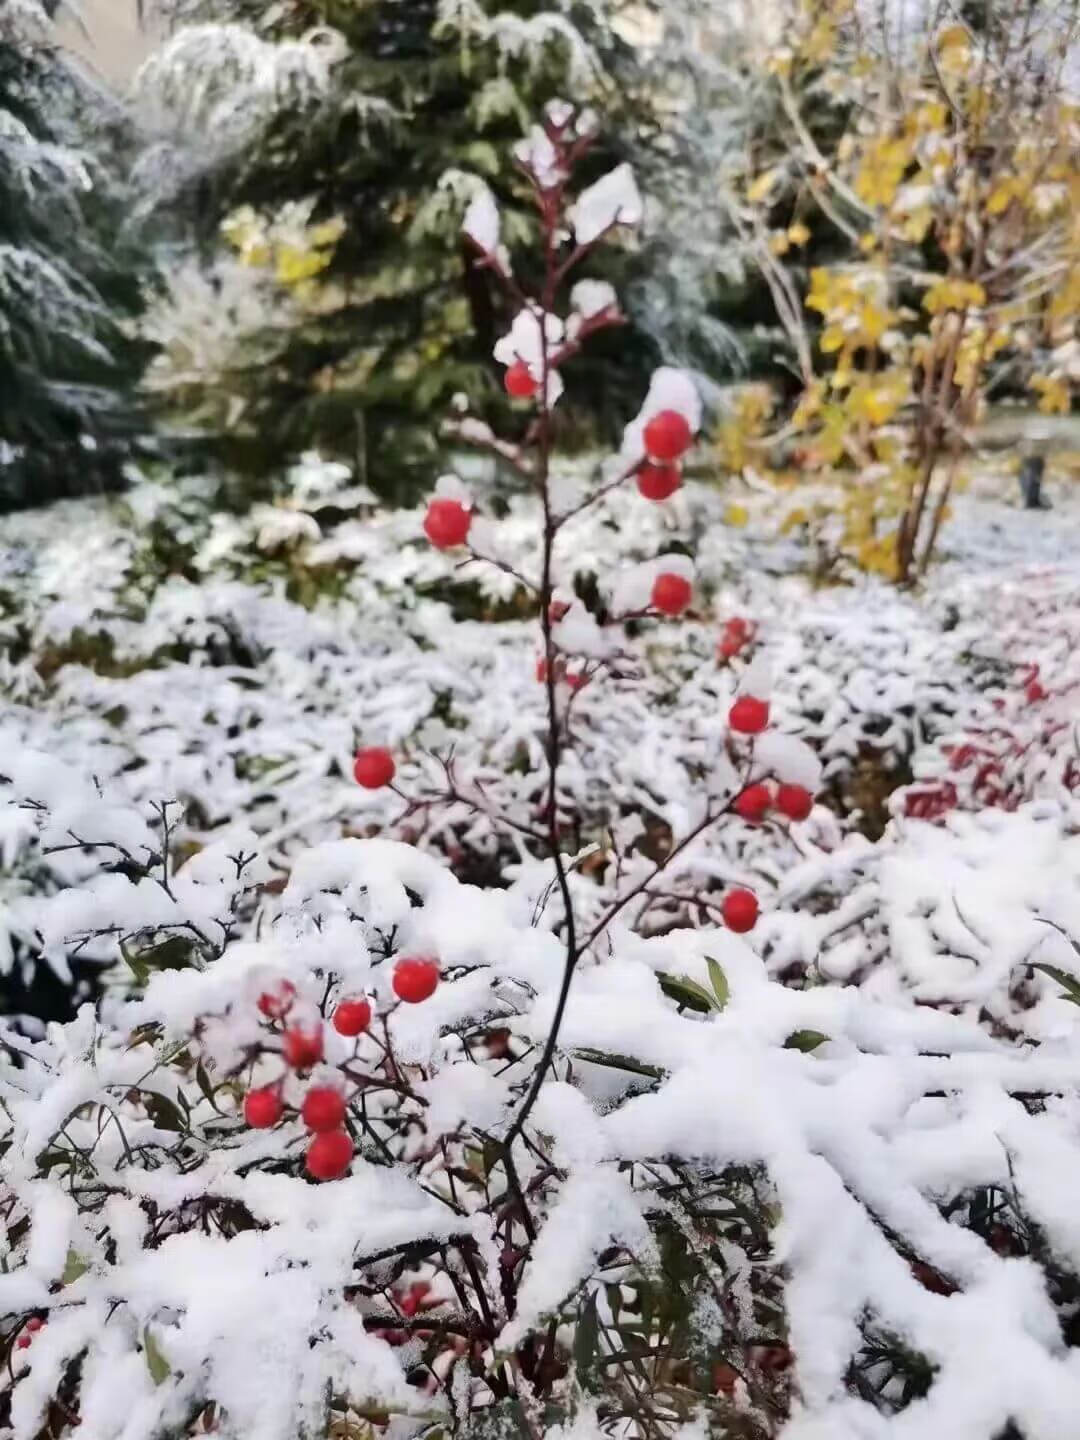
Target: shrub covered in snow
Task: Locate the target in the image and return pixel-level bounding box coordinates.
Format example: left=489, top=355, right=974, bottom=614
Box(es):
left=5, top=105, right=1080, bottom=1440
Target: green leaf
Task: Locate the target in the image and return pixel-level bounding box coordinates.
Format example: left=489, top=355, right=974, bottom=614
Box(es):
left=143, top=1092, right=185, bottom=1133
left=1031, top=962, right=1080, bottom=1007
left=572, top=1048, right=664, bottom=1080
left=705, top=957, right=730, bottom=1011
left=657, top=972, right=717, bottom=1014
left=574, top=1289, right=600, bottom=1388
left=144, top=1327, right=170, bottom=1386
left=195, top=1061, right=221, bottom=1112
left=784, top=1029, right=829, bottom=1053
left=62, top=1250, right=88, bottom=1285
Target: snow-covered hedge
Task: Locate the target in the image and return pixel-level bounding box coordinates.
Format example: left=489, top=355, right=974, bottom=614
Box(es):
left=4, top=827, right=1080, bottom=1439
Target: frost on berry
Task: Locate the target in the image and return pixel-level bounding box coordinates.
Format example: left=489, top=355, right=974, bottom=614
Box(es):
left=256, top=978, right=296, bottom=1019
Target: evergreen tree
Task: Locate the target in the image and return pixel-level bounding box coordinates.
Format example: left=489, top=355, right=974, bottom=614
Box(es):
left=0, top=1, right=148, bottom=510
left=137, top=0, right=665, bottom=500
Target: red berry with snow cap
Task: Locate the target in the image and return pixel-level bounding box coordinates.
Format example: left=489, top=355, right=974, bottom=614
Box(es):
left=505, top=361, right=538, bottom=399
left=652, top=572, right=692, bottom=616
left=735, top=784, right=771, bottom=823
left=283, top=1022, right=324, bottom=1071
left=257, top=979, right=296, bottom=1019
left=301, top=1086, right=347, bottom=1133
left=305, top=1129, right=354, bottom=1181
left=643, top=409, right=692, bottom=462
left=722, top=888, right=759, bottom=933
left=423, top=498, right=471, bottom=549
left=637, top=461, right=682, bottom=501
left=776, top=784, right=813, bottom=821
left=729, top=696, right=770, bottom=734
left=25, top=1319, right=44, bottom=1335
left=244, top=1087, right=283, bottom=1129
left=393, top=956, right=440, bottom=1004
left=332, top=998, right=372, bottom=1037
left=353, top=747, right=395, bottom=789
left=16, top=1336, right=31, bottom=1350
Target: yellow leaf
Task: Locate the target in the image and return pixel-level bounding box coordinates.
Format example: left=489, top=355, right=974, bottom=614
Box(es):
left=308, top=215, right=346, bottom=248
left=725, top=503, right=750, bottom=527
left=748, top=169, right=779, bottom=205
left=1029, top=374, right=1070, bottom=415
left=787, top=221, right=811, bottom=247
left=769, top=231, right=791, bottom=255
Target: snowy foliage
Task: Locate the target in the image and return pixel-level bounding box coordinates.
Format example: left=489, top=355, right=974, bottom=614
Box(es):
left=0, top=0, right=145, bottom=502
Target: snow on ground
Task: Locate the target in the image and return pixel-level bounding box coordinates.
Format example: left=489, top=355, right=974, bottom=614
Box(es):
left=2, top=462, right=1080, bottom=1439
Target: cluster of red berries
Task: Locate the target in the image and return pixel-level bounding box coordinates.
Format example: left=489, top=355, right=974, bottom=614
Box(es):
left=734, top=782, right=813, bottom=824
left=634, top=410, right=694, bottom=502
left=242, top=961, right=441, bottom=1181
left=14, top=1317, right=44, bottom=1352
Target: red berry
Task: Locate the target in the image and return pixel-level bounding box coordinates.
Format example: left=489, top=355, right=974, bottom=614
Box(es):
left=643, top=409, right=692, bottom=462
left=717, top=634, right=743, bottom=660
left=283, top=1023, right=324, bottom=1070
left=392, top=956, right=440, bottom=1004
left=566, top=671, right=587, bottom=691
left=25, top=1319, right=44, bottom=1334
left=726, top=617, right=750, bottom=639
left=1026, top=681, right=1046, bottom=704
left=536, top=656, right=565, bottom=684
left=16, top=1335, right=31, bottom=1350
left=353, top=747, right=395, bottom=789
left=305, top=1129, right=354, bottom=1181
left=722, top=888, right=759, bottom=933
left=399, top=1281, right=431, bottom=1317
left=423, top=498, right=471, bottom=549
left=243, top=1087, right=283, bottom=1129
left=636, top=461, right=682, bottom=501
left=549, top=599, right=571, bottom=623
left=332, top=998, right=372, bottom=1037
left=301, top=1086, right=347, bottom=1133
left=257, top=979, right=296, bottom=1019
left=729, top=696, right=770, bottom=734
left=735, top=784, right=771, bottom=822
left=651, top=572, right=692, bottom=616
left=505, top=361, right=538, bottom=399
left=776, top=784, right=813, bottom=821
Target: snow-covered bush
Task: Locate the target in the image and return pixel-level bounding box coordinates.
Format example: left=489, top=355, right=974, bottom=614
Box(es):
left=6, top=104, right=1080, bottom=1440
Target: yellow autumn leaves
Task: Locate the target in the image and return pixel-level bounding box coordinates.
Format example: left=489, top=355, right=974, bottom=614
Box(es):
left=221, top=202, right=346, bottom=303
